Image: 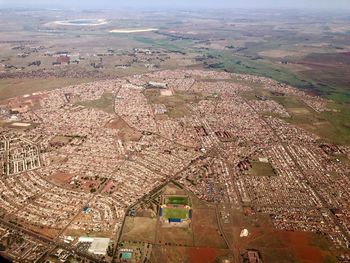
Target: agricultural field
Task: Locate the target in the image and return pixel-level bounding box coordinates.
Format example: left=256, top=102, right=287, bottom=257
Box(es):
left=1, top=8, right=348, bottom=149
left=1, top=8, right=350, bottom=107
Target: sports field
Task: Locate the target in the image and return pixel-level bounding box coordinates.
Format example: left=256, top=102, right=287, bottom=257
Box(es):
left=165, top=196, right=189, bottom=205
left=163, top=208, right=189, bottom=219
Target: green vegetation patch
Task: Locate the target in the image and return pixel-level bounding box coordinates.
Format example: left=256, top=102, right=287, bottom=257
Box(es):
left=240, top=87, right=350, bottom=145
left=77, top=92, right=115, bottom=114
left=204, top=49, right=350, bottom=104
left=144, top=89, right=204, bottom=118
left=134, top=36, right=192, bottom=52
left=271, top=95, right=350, bottom=145
left=163, top=208, right=189, bottom=219
left=165, top=196, right=189, bottom=205
left=247, top=161, right=276, bottom=177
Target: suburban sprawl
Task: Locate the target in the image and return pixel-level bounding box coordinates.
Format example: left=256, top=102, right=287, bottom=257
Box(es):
left=0, top=69, right=349, bottom=262
left=1, top=7, right=350, bottom=263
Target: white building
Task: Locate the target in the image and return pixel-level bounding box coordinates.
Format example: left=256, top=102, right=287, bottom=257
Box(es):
left=88, top=238, right=110, bottom=255
left=147, top=82, right=168, bottom=89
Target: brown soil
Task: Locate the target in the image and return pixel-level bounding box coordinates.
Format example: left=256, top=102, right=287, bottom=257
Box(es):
left=49, top=171, right=73, bottom=185
left=188, top=247, right=217, bottom=263
left=106, top=117, right=142, bottom=141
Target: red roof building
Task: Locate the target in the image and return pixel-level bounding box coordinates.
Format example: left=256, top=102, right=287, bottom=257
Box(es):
left=56, top=56, right=70, bottom=65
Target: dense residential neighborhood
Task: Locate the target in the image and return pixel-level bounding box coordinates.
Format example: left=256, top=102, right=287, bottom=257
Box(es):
left=0, top=69, right=349, bottom=262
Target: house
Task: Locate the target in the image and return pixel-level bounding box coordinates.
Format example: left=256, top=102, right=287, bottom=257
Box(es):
left=53, top=56, right=70, bottom=65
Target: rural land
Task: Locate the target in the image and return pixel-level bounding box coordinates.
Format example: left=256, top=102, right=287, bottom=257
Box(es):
left=0, top=7, right=349, bottom=263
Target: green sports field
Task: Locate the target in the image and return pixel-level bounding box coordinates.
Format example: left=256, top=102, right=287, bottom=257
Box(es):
left=165, top=196, right=189, bottom=205
left=163, top=208, right=189, bottom=219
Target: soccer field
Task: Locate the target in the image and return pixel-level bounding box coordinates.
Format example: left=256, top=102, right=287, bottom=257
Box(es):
left=163, top=208, right=189, bottom=219
left=165, top=196, right=189, bottom=205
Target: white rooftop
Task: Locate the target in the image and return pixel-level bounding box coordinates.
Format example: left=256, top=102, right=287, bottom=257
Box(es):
left=88, top=237, right=110, bottom=255
left=78, top=236, right=94, bottom=243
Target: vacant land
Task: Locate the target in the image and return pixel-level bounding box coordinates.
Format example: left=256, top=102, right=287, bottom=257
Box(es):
left=121, top=217, right=157, bottom=243
left=192, top=207, right=227, bottom=248
left=221, top=207, right=338, bottom=263
left=77, top=92, right=115, bottom=114
left=144, top=89, right=204, bottom=118
left=188, top=247, right=233, bottom=263
left=157, top=226, right=194, bottom=246
left=106, top=117, right=142, bottom=141
left=0, top=78, right=92, bottom=100
left=247, top=230, right=338, bottom=263
left=151, top=246, right=231, bottom=263
left=151, top=246, right=189, bottom=263
left=49, top=172, right=73, bottom=185
left=247, top=161, right=276, bottom=177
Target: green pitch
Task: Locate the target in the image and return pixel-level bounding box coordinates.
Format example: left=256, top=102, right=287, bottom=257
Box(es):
left=163, top=208, right=189, bottom=219
left=165, top=196, right=189, bottom=205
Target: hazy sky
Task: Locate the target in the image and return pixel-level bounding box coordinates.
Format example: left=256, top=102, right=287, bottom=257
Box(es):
left=1, top=0, right=350, bottom=10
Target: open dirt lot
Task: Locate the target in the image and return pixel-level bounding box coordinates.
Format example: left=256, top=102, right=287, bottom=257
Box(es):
left=121, top=217, right=157, bottom=243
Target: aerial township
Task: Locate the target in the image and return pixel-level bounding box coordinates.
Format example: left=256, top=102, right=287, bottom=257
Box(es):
left=0, top=69, right=349, bottom=262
